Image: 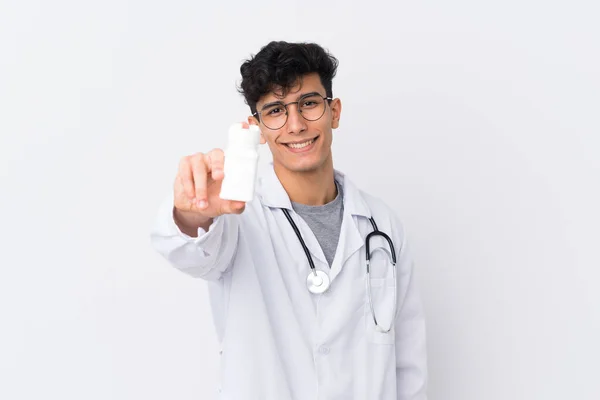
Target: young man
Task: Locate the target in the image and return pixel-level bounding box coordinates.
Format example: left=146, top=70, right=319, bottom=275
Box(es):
left=151, top=41, right=428, bottom=399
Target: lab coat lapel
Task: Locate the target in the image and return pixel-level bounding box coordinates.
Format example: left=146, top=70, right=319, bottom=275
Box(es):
left=257, top=164, right=372, bottom=279
left=257, top=164, right=328, bottom=266
left=328, top=170, right=372, bottom=283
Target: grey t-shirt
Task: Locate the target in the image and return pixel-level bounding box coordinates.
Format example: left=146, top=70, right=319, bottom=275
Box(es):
left=291, top=180, right=344, bottom=267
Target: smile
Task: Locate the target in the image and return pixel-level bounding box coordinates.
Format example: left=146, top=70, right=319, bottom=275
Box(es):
left=286, top=138, right=315, bottom=149
left=283, top=136, right=319, bottom=152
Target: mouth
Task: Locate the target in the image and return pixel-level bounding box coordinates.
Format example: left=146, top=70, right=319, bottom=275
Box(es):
left=283, top=136, right=319, bottom=153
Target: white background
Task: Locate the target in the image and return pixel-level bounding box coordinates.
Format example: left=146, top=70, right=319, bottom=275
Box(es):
left=1, top=1, right=599, bottom=399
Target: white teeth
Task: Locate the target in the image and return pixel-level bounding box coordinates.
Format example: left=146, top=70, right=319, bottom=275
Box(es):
left=287, top=139, right=315, bottom=149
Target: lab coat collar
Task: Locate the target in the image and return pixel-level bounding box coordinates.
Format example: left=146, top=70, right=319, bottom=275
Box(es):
left=256, top=162, right=371, bottom=219
left=257, top=162, right=370, bottom=282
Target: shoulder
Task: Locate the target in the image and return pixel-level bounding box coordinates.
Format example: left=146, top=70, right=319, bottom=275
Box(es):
left=363, top=190, right=404, bottom=222
left=350, top=182, right=408, bottom=242
left=336, top=168, right=402, bottom=221
left=360, top=190, right=393, bottom=215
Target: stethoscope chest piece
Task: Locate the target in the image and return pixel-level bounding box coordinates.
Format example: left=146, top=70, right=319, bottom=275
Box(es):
left=307, top=270, right=330, bottom=294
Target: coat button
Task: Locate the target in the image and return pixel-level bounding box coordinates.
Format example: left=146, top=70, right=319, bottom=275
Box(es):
left=318, top=346, right=330, bottom=355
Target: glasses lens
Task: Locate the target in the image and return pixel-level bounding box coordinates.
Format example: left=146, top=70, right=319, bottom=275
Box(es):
left=261, top=103, right=287, bottom=130
left=259, top=95, right=328, bottom=130
left=299, top=95, right=326, bottom=121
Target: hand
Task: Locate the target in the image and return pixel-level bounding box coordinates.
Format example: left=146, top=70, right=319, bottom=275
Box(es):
left=174, top=124, right=249, bottom=223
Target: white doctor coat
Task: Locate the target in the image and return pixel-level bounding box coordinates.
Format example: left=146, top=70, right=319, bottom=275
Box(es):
left=150, top=164, right=428, bottom=400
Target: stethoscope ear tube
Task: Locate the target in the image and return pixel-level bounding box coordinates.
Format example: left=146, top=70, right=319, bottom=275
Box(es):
left=365, top=217, right=398, bottom=333
left=365, top=218, right=397, bottom=267
left=366, top=258, right=398, bottom=333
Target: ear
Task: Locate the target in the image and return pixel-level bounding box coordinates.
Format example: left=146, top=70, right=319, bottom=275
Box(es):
left=248, top=115, right=267, bottom=144
left=330, top=98, right=342, bottom=129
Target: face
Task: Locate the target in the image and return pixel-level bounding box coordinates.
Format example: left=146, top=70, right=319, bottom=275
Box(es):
left=249, top=73, right=342, bottom=174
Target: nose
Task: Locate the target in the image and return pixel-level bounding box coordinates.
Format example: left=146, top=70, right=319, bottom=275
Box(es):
left=286, top=103, right=307, bottom=135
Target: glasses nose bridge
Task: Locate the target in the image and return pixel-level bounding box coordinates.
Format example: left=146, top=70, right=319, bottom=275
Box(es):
left=283, top=100, right=302, bottom=116
left=284, top=100, right=306, bottom=132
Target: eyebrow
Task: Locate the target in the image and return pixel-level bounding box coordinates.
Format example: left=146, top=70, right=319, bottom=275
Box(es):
left=260, top=91, right=322, bottom=111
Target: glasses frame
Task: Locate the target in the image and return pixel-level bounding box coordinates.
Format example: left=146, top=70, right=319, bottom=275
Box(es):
left=252, top=93, right=333, bottom=130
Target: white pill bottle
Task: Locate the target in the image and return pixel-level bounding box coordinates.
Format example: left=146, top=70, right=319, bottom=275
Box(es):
left=219, top=123, right=261, bottom=202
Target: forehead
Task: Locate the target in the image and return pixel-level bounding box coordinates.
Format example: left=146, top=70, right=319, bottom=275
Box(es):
left=258, top=73, right=324, bottom=106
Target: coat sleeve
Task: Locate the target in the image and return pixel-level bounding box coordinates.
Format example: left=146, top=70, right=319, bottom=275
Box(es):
left=149, top=193, right=240, bottom=281
left=394, top=218, right=428, bottom=399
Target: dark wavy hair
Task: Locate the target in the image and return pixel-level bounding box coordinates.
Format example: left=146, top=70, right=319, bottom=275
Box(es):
left=238, top=41, right=339, bottom=117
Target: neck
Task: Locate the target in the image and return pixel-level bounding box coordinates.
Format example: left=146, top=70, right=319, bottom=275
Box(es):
left=274, top=159, right=337, bottom=206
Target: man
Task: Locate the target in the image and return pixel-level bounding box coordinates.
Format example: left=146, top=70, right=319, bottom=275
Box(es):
left=151, top=41, right=428, bottom=399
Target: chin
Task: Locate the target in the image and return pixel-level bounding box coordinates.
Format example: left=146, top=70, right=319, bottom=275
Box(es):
left=289, top=164, right=319, bottom=173
left=281, top=157, right=325, bottom=174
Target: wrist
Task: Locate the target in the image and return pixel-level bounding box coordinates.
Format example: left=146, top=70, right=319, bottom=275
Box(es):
left=173, top=207, right=213, bottom=236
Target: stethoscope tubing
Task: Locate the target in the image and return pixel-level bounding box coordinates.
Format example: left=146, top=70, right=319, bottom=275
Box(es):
left=280, top=207, right=399, bottom=332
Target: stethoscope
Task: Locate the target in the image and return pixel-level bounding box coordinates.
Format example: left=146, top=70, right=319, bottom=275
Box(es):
left=281, top=208, right=399, bottom=333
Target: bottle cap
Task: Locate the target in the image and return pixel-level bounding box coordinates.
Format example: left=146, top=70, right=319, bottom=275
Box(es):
left=227, top=123, right=261, bottom=148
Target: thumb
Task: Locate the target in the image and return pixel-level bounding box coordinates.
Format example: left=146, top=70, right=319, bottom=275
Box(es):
left=222, top=200, right=246, bottom=215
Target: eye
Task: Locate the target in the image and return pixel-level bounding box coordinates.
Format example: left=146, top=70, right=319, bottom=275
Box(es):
left=266, top=106, right=284, bottom=116
left=300, top=96, right=322, bottom=108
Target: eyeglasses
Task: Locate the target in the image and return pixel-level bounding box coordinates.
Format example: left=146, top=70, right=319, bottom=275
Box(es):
left=253, top=92, right=333, bottom=130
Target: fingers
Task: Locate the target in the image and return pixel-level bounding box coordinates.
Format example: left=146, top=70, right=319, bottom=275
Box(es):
left=206, top=148, right=225, bottom=181
left=190, top=153, right=209, bottom=209
left=176, top=150, right=226, bottom=213
left=178, top=157, right=196, bottom=201
left=174, top=127, right=248, bottom=216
